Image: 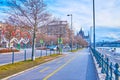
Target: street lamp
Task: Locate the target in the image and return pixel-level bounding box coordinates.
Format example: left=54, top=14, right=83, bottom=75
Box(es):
left=89, top=26, right=92, bottom=47
left=93, top=0, right=96, bottom=49
left=67, top=14, right=73, bottom=52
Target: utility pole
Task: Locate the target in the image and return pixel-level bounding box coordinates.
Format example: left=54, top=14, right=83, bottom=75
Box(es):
left=67, top=14, right=73, bottom=52
left=93, top=0, right=96, bottom=49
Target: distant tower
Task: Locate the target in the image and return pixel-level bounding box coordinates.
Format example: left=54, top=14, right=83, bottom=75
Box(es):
left=78, top=28, right=84, bottom=38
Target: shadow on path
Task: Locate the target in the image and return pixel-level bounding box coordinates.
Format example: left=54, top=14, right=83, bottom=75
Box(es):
left=86, top=54, right=99, bottom=80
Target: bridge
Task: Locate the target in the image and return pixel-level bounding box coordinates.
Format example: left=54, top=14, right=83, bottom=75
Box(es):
left=96, top=41, right=120, bottom=47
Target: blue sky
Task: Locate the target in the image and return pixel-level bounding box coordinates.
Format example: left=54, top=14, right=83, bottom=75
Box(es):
left=0, top=0, right=120, bottom=42
left=44, top=0, right=120, bottom=42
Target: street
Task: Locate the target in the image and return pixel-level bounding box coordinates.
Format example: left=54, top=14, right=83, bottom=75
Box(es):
left=6, top=48, right=98, bottom=80
left=0, top=47, right=72, bottom=66
left=0, top=48, right=66, bottom=66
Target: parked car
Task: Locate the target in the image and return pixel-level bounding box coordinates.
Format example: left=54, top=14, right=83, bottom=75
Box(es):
left=63, top=45, right=70, bottom=49
left=36, top=47, right=47, bottom=50
left=47, top=45, right=58, bottom=51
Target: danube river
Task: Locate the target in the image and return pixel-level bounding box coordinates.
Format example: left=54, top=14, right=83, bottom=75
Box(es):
left=97, top=47, right=120, bottom=64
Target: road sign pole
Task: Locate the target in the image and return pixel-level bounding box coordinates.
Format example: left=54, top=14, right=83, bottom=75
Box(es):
left=24, top=44, right=27, bottom=61
left=41, top=50, right=42, bottom=57
left=46, top=49, right=47, bottom=56
left=11, top=48, right=14, bottom=64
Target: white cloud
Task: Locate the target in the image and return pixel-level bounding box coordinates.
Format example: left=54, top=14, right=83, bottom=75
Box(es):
left=44, top=0, right=120, bottom=41
left=45, top=0, right=93, bottom=32
left=95, top=0, right=120, bottom=27
left=0, top=0, right=120, bottom=41
left=46, top=0, right=120, bottom=28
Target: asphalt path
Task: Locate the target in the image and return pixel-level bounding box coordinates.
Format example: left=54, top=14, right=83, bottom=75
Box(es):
left=7, top=48, right=98, bottom=80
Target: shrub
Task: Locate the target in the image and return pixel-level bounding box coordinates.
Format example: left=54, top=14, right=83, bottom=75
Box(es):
left=0, top=48, right=19, bottom=53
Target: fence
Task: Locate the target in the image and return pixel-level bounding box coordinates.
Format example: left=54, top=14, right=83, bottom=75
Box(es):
left=90, top=47, right=120, bottom=80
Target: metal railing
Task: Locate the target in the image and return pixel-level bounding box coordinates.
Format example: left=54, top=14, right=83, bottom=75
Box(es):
left=90, top=47, right=120, bottom=80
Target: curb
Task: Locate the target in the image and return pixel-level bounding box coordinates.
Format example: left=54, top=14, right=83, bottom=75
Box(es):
left=90, top=49, right=106, bottom=80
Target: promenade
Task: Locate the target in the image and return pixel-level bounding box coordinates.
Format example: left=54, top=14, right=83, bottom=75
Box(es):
left=2, top=48, right=98, bottom=80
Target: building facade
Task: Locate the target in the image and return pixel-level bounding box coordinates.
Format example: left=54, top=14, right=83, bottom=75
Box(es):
left=39, top=21, right=71, bottom=38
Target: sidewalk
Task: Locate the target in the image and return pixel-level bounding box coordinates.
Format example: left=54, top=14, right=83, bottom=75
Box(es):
left=83, top=48, right=99, bottom=80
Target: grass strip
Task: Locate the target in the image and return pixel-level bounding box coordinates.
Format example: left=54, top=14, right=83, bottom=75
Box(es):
left=69, top=48, right=83, bottom=52
left=0, top=54, right=61, bottom=79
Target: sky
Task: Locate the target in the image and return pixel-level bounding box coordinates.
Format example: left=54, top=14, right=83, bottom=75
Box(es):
left=0, top=0, right=120, bottom=42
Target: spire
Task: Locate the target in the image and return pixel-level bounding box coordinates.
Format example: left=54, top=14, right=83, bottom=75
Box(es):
left=88, top=31, right=89, bottom=37
left=80, top=27, right=82, bottom=32
left=78, top=27, right=84, bottom=38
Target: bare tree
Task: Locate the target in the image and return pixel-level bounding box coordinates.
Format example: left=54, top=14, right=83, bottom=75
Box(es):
left=3, top=24, right=15, bottom=48
left=75, top=36, right=88, bottom=47
left=3, top=0, right=51, bottom=60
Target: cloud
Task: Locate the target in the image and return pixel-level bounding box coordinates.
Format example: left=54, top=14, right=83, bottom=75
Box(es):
left=44, top=0, right=120, bottom=41
left=45, top=0, right=120, bottom=28
left=0, top=0, right=120, bottom=41
left=45, top=0, right=93, bottom=32
left=95, top=26, right=120, bottom=42
left=95, top=0, right=120, bottom=27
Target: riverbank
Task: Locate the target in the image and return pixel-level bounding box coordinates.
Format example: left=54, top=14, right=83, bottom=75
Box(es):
left=97, top=47, right=120, bottom=64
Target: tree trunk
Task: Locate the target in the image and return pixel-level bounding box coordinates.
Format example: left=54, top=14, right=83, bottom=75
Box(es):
left=31, top=26, right=36, bottom=61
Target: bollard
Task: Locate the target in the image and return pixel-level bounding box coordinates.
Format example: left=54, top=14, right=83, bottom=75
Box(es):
left=12, top=50, right=14, bottom=64
left=114, top=63, right=119, bottom=80
left=41, top=50, right=42, bottom=57
left=101, top=55, right=105, bottom=73
left=105, top=58, right=109, bottom=80
left=110, top=62, right=113, bottom=80
left=46, top=49, right=47, bottom=56
left=54, top=50, right=55, bottom=54
left=24, top=49, right=26, bottom=61
left=50, top=49, right=51, bottom=55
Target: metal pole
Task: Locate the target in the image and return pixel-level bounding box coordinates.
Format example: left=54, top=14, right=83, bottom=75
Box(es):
left=41, top=50, right=42, bottom=57
left=90, top=26, right=92, bottom=47
left=24, top=49, right=26, bottom=61
left=67, top=14, right=73, bottom=52
left=93, top=0, right=96, bottom=49
left=71, top=14, right=73, bottom=52
left=24, top=44, right=27, bottom=61
left=11, top=48, right=14, bottom=64
left=46, top=49, right=47, bottom=56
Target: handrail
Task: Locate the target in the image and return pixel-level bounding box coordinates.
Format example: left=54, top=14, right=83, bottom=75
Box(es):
left=90, top=47, right=120, bottom=80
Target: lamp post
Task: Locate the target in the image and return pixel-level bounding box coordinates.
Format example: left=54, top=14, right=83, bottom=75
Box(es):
left=67, top=14, right=73, bottom=52
left=89, top=26, right=92, bottom=47
left=93, top=0, right=96, bottom=49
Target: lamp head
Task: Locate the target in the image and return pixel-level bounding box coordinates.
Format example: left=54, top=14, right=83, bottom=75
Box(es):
left=67, top=14, right=70, bottom=16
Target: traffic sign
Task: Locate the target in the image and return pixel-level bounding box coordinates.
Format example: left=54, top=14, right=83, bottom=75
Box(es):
left=58, top=38, right=63, bottom=44
left=17, top=43, right=20, bottom=50
left=40, top=39, right=44, bottom=44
